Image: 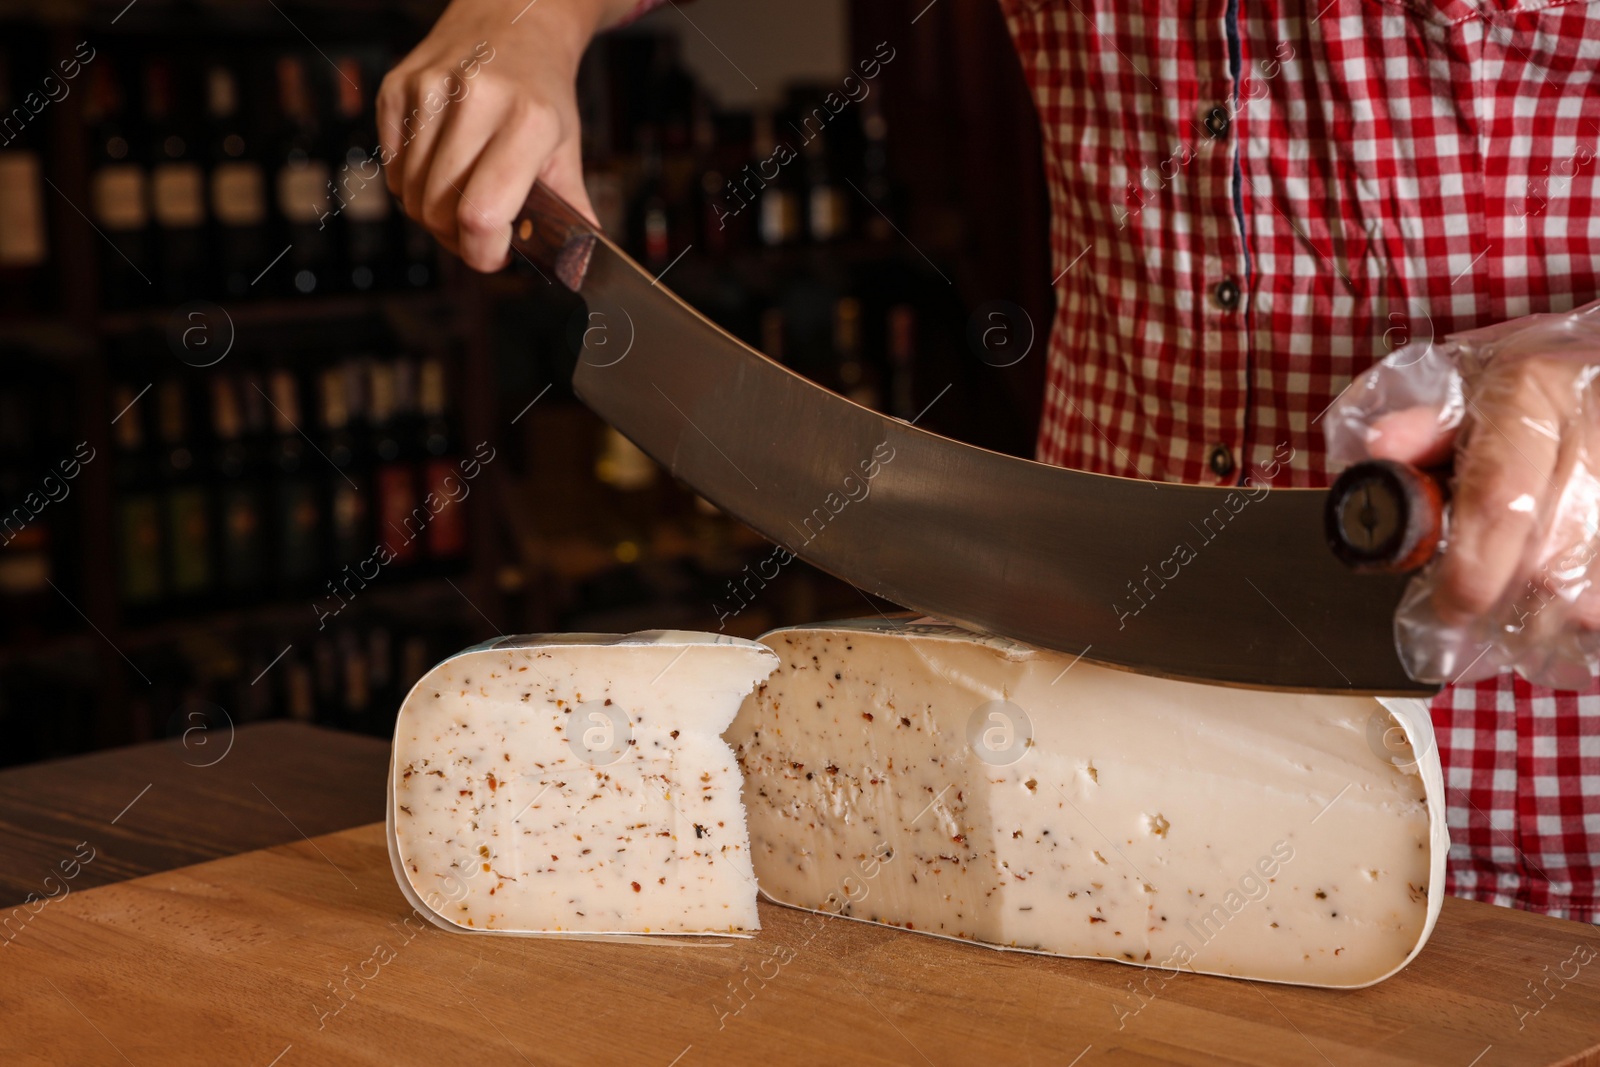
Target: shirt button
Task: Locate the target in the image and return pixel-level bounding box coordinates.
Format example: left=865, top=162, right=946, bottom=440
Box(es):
left=1203, top=105, right=1231, bottom=139
left=1208, top=443, right=1236, bottom=479
left=1212, top=277, right=1241, bottom=311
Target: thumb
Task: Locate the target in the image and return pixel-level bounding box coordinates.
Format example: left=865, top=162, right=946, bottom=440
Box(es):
left=1365, top=404, right=1458, bottom=467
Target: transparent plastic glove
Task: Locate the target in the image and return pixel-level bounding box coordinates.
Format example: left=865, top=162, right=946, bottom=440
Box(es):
left=1325, top=298, right=1600, bottom=690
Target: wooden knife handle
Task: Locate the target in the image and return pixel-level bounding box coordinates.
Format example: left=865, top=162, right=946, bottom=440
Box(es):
left=1325, top=460, right=1448, bottom=573
left=509, top=180, right=598, bottom=292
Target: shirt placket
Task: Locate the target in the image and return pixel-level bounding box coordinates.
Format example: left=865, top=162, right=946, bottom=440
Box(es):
left=1188, top=0, right=1251, bottom=486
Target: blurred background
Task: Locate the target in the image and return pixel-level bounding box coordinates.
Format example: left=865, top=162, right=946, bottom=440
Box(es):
left=0, top=0, right=1049, bottom=766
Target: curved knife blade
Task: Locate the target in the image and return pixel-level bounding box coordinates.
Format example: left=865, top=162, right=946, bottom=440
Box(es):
left=513, top=184, right=1429, bottom=695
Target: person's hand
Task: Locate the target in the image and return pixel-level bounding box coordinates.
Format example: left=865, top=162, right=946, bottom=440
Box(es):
left=1368, top=356, right=1600, bottom=625
left=1326, top=300, right=1600, bottom=689
left=378, top=0, right=635, bottom=272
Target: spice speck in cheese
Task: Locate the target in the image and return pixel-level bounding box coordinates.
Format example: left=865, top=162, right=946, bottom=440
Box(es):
left=388, top=631, right=778, bottom=937
left=729, top=617, right=1447, bottom=988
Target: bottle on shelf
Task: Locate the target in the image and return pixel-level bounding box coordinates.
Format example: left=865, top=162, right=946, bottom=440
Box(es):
left=266, top=363, right=323, bottom=588
left=206, top=63, right=271, bottom=299
left=0, top=50, right=52, bottom=317
left=859, top=96, right=896, bottom=244
left=754, top=110, right=801, bottom=248
left=416, top=356, right=469, bottom=567
left=369, top=357, right=420, bottom=569
left=155, top=378, right=214, bottom=607
left=273, top=54, right=332, bottom=297
left=338, top=627, right=371, bottom=726
left=804, top=139, right=849, bottom=245
left=759, top=306, right=786, bottom=364
left=145, top=57, right=209, bottom=305
left=331, top=56, right=390, bottom=293
left=0, top=361, right=54, bottom=631
left=886, top=304, right=918, bottom=421
left=86, top=59, right=152, bottom=311
left=110, top=372, right=164, bottom=612
left=319, top=359, right=369, bottom=567
left=790, top=91, right=849, bottom=244
left=700, top=110, right=755, bottom=256
left=366, top=624, right=394, bottom=722
left=210, top=372, right=266, bottom=599
left=832, top=297, right=879, bottom=408
left=627, top=126, right=674, bottom=268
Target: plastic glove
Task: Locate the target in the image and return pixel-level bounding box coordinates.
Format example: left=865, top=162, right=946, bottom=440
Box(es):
left=1325, top=298, right=1600, bottom=690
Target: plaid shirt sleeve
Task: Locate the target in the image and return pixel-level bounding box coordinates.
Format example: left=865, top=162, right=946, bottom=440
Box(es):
left=1001, top=0, right=1600, bottom=921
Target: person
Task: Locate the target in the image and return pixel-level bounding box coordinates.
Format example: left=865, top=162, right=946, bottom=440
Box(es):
left=381, top=0, right=1600, bottom=921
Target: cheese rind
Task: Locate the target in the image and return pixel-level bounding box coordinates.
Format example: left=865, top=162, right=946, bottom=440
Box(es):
left=731, top=618, right=1447, bottom=987
left=387, top=631, right=778, bottom=937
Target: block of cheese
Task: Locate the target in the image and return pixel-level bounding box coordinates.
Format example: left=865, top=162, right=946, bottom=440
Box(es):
left=387, top=632, right=778, bottom=937
left=730, top=617, right=1447, bottom=987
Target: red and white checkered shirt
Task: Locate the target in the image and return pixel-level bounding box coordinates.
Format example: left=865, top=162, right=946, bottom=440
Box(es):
left=1001, top=0, right=1600, bottom=920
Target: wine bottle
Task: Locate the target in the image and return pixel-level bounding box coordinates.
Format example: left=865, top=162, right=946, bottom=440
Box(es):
left=210, top=372, right=265, bottom=598
left=417, top=356, right=468, bottom=566
left=319, top=359, right=369, bottom=566
left=369, top=358, right=420, bottom=567
left=832, top=297, right=879, bottom=408
left=110, top=374, right=164, bottom=611
left=267, top=364, right=323, bottom=587
left=366, top=625, right=394, bottom=728
left=759, top=306, right=785, bottom=364
left=206, top=64, right=270, bottom=299
left=886, top=304, right=917, bottom=421
left=331, top=56, right=390, bottom=292
left=338, top=628, right=372, bottom=726
left=860, top=97, right=895, bottom=244
left=806, top=142, right=848, bottom=244
left=145, top=58, right=208, bottom=305
left=754, top=110, right=800, bottom=248
left=0, top=363, right=52, bottom=630
left=628, top=125, right=673, bottom=267
left=85, top=60, right=152, bottom=311
left=155, top=378, right=213, bottom=605
left=273, top=55, right=332, bottom=296
left=0, top=50, right=51, bottom=316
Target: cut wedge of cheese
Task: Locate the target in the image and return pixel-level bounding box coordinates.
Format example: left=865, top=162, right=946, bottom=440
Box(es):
left=387, top=632, right=778, bottom=937
left=730, top=617, right=1447, bottom=987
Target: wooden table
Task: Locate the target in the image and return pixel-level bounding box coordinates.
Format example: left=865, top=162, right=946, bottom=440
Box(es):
left=3, top=724, right=1598, bottom=1066
left=0, top=722, right=390, bottom=907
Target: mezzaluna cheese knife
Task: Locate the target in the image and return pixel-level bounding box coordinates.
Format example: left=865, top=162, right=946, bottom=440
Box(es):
left=512, top=180, right=1432, bottom=696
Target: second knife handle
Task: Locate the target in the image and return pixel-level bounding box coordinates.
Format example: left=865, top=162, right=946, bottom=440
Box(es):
left=1325, top=460, right=1448, bottom=573
left=509, top=180, right=598, bottom=292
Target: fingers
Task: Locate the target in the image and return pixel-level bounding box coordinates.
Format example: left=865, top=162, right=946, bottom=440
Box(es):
left=454, top=100, right=565, bottom=272
left=418, top=100, right=501, bottom=259
left=1365, top=405, right=1457, bottom=467
left=375, top=69, right=408, bottom=199
left=1432, top=375, right=1564, bottom=623
left=379, top=60, right=578, bottom=273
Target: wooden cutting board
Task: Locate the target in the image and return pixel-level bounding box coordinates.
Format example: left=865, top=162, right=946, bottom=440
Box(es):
left=4, top=822, right=1598, bottom=1067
